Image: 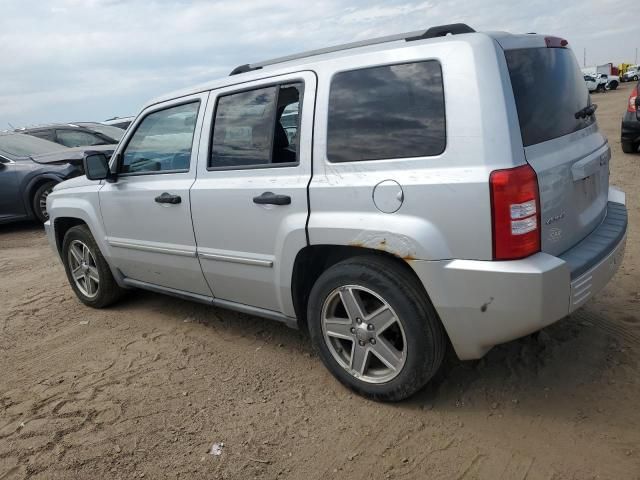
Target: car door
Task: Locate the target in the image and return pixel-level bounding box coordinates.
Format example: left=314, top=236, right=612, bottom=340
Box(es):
left=0, top=156, right=22, bottom=220
left=191, top=72, right=316, bottom=315
left=98, top=93, right=212, bottom=296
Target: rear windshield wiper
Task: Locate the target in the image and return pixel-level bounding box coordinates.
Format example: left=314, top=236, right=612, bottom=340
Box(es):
left=575, top=103, right=597, bottom=119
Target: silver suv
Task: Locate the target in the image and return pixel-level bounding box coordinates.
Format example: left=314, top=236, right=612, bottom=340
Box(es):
left=46, top=24, right=627, bottom=401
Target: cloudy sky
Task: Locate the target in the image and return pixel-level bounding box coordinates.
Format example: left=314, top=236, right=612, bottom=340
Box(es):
left=0, top=0, right=638, bottom=128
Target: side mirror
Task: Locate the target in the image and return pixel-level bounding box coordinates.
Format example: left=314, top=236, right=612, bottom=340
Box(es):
left=83, top=152, right=113, bottom=181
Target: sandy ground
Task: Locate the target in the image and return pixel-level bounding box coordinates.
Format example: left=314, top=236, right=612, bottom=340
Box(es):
left=1, top=82, right=640, bottom=480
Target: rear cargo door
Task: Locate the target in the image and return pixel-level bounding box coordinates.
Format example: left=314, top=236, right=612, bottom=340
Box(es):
left=504, top=45, right=609, bottom=255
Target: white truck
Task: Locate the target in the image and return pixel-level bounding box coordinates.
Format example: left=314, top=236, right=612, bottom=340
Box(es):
left=584, top=73, right=607, bottom=93
left=622, top=67, right=639, bottom=82
left=583, top=64, right=619, bottom=90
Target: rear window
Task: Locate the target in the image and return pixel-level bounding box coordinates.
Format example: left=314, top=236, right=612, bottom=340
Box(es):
left=505, top=47, right=594, bottom=147
left=327, top=61, right=446, bottom=162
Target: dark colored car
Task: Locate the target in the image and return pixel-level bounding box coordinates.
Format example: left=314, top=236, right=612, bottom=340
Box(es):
left=17, top=123, right=123, bottom=148
left=621, top=81, right=640, bottom=153
left=0, top=133, right=113, bottom=224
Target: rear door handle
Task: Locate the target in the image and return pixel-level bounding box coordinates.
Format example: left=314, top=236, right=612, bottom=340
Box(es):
left=252, top=191, right=291, bottom=206
left=155, top=192, right=182, bottom=204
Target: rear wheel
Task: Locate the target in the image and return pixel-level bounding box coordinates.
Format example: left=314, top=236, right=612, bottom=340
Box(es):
left=62, top=225, right=124, bottom=308
left=307, top=256, right=446, bottom=401
left=32, top=181, right=57, bottom=223
left=634, top=75, right=639, bottom=81
left=609, top=81, right=618, bottom=90
left=621, top=141, right=638, bottom=154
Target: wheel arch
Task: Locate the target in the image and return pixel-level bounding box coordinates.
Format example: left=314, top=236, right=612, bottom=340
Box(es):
left=290, top=244, right=440, bottom=332
left=22, top=174, right=63, bottom=218
left=53, top=217, right=88, bottom=255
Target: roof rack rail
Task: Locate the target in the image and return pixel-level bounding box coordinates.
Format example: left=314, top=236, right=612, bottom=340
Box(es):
left=405, top=23, right=475, bottom=41
left=228, top=23, right=475, bottom=76
left=229, top=64, right=263, bottom=76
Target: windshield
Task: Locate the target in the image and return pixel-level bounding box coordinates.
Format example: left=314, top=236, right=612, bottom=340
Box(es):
left=0, top=133, right=68, bottom=157
left=77, top=123, right=125, bottom=141
left=505, top=47, right=595, bottom=147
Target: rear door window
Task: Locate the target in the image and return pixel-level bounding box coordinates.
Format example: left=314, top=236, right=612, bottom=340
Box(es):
left=327, top=61, right=446, bottom=163
left=505, top=48, right=594, bottom=147
left=209, top=83, right=303, bottom=169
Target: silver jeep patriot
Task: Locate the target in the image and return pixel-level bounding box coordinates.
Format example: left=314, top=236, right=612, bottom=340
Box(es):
left=46, top=24, right=628, bottom=401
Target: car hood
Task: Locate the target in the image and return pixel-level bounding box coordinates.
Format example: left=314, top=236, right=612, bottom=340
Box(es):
left=30, top=144, right=115, bottom=165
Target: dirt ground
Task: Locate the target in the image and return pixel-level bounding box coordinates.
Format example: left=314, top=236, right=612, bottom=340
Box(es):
left=1, top=83, right=640, bottom=480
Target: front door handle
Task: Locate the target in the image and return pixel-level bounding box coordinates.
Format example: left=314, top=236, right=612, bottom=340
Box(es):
left=253, top=191, right=291, bottom=206
left=155, top=192, right=182, bottom=204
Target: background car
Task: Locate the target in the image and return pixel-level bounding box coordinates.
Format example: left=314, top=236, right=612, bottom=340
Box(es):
left=0, top=133, right=112, bottom=223
left=622, top=68, right=640, bottom=82
left=621, top=81, right=640, bottom=153
left=17, top=123, right=123, bottom=148
left=584, top=74, right=606, bottom=92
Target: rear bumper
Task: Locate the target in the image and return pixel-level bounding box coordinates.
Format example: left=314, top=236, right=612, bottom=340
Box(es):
left=409, top=192, right=627, bottom=360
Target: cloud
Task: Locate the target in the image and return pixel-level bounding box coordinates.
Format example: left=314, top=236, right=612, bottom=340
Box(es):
left=0, top=0, right=638, bottom=127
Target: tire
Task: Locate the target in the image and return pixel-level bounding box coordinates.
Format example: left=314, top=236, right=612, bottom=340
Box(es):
left=62, top=225, right=124, bottom=308
left=596, top=84, right=605, bottom=93
left=609, top=81, right=618, bottom=90
left=307, top=256, right=446, bottom=401
left=621, top=141, right=637, bottom=154
left=32, top=181, right=57, bottom=223
left=634, top=75, right=639, bottom=81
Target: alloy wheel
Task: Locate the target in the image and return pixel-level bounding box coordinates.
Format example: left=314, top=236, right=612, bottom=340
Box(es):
left=68, top=240, right=100, bottom=298
left=321, top=285, right=407, bottom=384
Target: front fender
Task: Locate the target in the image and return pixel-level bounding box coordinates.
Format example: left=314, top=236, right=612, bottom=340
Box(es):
left=47, top=186, right=111, bottom=264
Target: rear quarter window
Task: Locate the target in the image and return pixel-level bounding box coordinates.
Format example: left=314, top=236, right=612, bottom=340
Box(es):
left=327, top=61, right=446, bottom=162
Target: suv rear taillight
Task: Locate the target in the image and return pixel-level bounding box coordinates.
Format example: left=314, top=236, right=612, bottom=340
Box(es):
left=490, top=164, right=541, bottom=260
left=628, top=86, right=638, bottom=113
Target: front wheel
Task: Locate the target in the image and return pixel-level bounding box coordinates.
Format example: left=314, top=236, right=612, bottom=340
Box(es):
left=62, top=225, right=124, bottom=308
left=32, top=181, right=57, bottom=223
left=307, top=256, right=446, bottom=401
